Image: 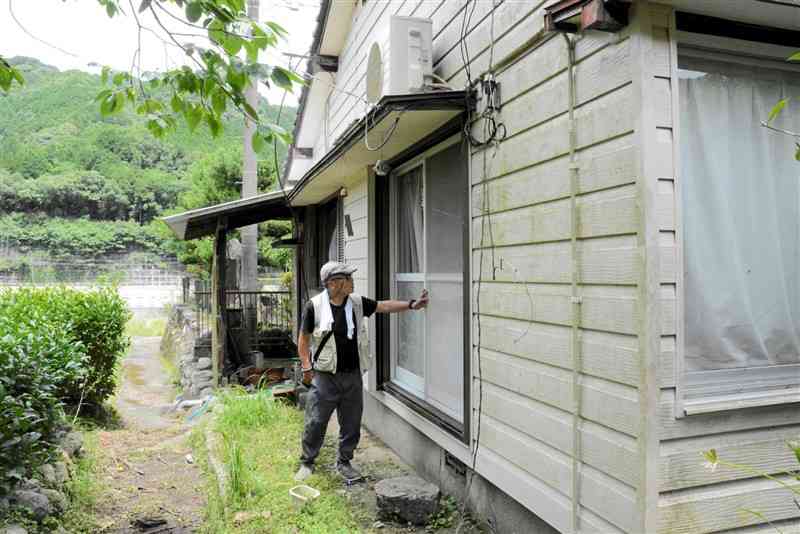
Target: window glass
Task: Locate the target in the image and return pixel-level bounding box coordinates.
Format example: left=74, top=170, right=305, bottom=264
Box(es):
left=679, top=50, right=800, bottom=372
left=394, top=167, right=425, bottom=395
left=424, top=143, right=466, bottom=420
left=390, top=141, right=467, bottom=422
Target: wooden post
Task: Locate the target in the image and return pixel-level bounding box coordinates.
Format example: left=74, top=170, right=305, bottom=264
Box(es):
left=211, top=217, right=228, bottom=387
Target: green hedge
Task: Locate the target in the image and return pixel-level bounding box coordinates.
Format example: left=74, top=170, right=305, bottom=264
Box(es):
left=0, top=317, right=74, bottom=494
left=0, top=287, right=131, bottom=405
left=0, top=286, right=130, bottom=494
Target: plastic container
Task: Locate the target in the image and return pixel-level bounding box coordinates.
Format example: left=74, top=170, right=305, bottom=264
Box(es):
left=289, top=484, right=320, bottom=509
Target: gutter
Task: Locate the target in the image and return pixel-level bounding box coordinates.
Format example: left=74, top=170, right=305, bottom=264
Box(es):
left=283, top=0, right=331, bottom=182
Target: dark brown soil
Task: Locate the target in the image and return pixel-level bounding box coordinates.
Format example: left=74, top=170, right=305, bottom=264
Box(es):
left=89, top=337, right=206, bottom=533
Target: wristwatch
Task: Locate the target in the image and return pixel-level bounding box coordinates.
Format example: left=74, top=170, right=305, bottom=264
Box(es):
left=408, top=299, right=416, bottom=309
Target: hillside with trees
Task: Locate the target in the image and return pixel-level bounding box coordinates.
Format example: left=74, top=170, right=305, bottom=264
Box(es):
left=0, top=57, right=296, bottom=279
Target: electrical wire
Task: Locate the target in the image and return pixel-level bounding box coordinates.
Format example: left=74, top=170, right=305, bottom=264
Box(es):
left=8, top=0, right=81, bottom=58
left=268, top=56, right=309, bottom=301
left=364, top=107, right=403, bottom=152
left=456, top=1, right=503, bottom=532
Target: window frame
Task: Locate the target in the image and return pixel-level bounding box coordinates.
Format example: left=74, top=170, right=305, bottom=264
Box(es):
left=374, top=134, right=471, bottom=441
left=672, top=15, right=800, bottom=416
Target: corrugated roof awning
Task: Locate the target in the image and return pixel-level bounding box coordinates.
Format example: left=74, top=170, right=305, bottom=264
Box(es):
left=162, top=189, right=293, bottom=240
left=289, top=90, right=473, bottom=206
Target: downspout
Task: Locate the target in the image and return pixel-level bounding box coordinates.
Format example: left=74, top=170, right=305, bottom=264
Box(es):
left=563, top=32, right=583, bottom=534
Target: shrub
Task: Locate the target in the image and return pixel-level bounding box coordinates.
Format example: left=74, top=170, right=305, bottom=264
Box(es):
left=0, top=313, right=88, bottom=401
left=68, top=287, right=131, bottom=404
left=0, top=286, right=131, bottom=406
left=0, top=317, right=69, bottom=495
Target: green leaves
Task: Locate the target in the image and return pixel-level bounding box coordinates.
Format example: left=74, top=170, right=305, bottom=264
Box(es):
left=0, top=57, right=25, bottom=93
left=251, top=131, right=266, bottom=154
left=265, top=122, right=292, bottom=146
left=251, top=123, right=292, bottom=155
left=788, top=51, right=800, bottom=62
left=789, top=440, right=800, bottom=465
left=768, top=98, right=788, bottom=124
left=186, top=1, right=203, bottom=22
left=91, top=0, right=304, bottom=141
left=270, top=66, right=304, bottom=92
left=98, top=91, right=126, bottom=116
left=98, top=0, right=121, bottom=17
left=185, top=103, right=204, bottom=132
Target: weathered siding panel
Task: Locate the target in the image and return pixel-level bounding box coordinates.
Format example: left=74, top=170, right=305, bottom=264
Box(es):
left=467, top=7, right=643, bottom=531
left=649, top=5, right=800, bottom=532
left=343, top=177, right=369, bottom=289
left=660, top=476, right=800, bottom=534
left=324, top=1, right=646, bottom=532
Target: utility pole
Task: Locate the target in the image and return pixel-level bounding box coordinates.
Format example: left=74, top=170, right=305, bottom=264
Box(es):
left=241, top=0, right=260, bottom=293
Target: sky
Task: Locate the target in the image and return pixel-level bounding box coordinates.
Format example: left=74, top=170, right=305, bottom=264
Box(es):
left=0, top=0, right=321, bottom=105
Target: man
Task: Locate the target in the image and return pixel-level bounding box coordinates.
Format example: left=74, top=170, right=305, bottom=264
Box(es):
left=295, top=260, right=429, bottom=482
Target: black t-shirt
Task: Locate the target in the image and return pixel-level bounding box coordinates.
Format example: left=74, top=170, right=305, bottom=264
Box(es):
left=301, top=296, right=378, bottom=372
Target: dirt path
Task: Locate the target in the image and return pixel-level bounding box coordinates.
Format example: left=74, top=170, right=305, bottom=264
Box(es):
left=90, top=337, right=206, bottom=533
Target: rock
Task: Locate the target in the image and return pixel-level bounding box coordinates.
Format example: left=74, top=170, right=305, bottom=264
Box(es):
left=41, top=489, right=67, bottom=513
left=192, top=370, right=214, bottom=383
left=1, top=524, right=28, bottom=534
left=0, top=496, right=9, bottom=514
left=52, top=461, right=70, bottom=485
left=39, top=464, right=56, bottom=486
left=9, top=490, right=52, bottom=521
left=196, top=357, right=212, bottom=370
left=61, top=431, right=83, bottom=457
left=375, top=476, right=439, bottom=526
left=19, top=478, right=42, bottom=492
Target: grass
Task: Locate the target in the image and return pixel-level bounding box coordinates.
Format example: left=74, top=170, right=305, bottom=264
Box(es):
left=159, top=350, right=182, bottom=390
left=125, top=316, right=168, bottom=338
left=194, top=388, right=363, bottom=534
left=61, top=430, right=103, bottom=533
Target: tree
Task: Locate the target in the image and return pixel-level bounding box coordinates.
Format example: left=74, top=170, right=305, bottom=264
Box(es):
left=3, top=0, right=302, bottom=150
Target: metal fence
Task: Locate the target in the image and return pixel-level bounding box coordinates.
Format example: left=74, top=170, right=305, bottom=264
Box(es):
left=183, top=278, right=293, bottom=353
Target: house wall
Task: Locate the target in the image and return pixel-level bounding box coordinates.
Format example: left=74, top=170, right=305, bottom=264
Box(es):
left=645, top=3, right=800, bottom=533
left=467, top=7, right=648, bottom=532
left=321, top=1, right=656, bottom=533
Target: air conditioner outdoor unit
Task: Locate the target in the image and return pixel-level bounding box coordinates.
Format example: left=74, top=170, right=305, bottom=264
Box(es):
left=366, top=16, right=433, bottom=103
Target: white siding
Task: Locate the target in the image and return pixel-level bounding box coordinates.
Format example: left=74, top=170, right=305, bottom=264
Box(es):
left=307, top=1, right=649, bottom=532
left=649, top=5, right=800, bottom=533
left=465, top=3, right=643, bottom=531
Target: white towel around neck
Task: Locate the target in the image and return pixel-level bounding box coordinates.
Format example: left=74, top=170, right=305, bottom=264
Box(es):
left=318, top=290, right=355, bottom=339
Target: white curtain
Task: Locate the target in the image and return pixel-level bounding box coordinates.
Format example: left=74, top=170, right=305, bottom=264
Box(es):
left=397, top=168, right=423, bottom=273
left=395, top=167, right=425, bottom=389
left=680, top=51, right=800, bottom=371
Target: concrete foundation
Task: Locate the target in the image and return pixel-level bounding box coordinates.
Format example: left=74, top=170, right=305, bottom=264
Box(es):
left=363, top=392, right=559, bottom=534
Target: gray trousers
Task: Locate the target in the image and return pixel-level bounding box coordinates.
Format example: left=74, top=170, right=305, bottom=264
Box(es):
left=300, top=370, right=363, bottom=466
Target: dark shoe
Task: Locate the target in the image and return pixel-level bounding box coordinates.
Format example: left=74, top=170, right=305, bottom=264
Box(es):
left=294, top=463, right=314, bottom=481
left=336, top=461, right=363, bottom=482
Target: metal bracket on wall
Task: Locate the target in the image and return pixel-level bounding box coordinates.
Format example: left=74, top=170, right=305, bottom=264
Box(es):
left=544, top=0, right=632, bottom=33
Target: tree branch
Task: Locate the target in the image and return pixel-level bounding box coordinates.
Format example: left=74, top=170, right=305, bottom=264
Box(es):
left=152, top=2, right=255, bottom=40
left=761, top=120, right=800, bottom=138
